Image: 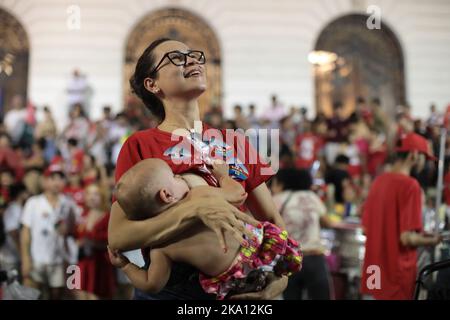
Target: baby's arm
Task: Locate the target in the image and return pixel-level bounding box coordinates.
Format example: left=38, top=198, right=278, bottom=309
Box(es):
left=108, top=247, right=171, bottom=294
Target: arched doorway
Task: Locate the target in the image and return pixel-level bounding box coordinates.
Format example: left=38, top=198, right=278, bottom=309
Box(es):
left=124, top=8, right=221, bottom=119
left=312, top=14, right=405, bottom=118
left=0, top=8, right=29, bottom=117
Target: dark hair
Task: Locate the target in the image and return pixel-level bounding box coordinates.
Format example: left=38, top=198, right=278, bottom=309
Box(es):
left=130, top=38, right=172, bottom=122
left=8, top=183, right=27, bottom=201
left=71, top=103, right=87, bottom=118
left=393, top=151, right=411, bottom=162
left=371, top=97, right=381, bottom=105
left=36, top=137, right=47, bottom=150
left=0, top=167, right=15, bottom=177
left=86, top=153, right=97, bottom=167
left=275, top=168, right=313, bottom=191
left=394, top=137, right=412, bottom=161
left=333, top=101, right=343, bottom=110
left=115, top=112, right=127, bottom=120
left=356, top=97, right=365, bottom=104
left=280, top=116, right=291, bottom=126
left=67, top=138, right=78, bottom=147
left=335, top=154, right=350, bottom=165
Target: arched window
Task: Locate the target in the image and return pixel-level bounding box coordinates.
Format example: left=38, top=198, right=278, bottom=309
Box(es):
left=0, top=8, right=29, bottom=117
left=313, top=14, right=405, bottom=118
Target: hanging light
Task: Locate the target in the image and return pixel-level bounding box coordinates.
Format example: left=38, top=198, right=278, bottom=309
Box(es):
left=0, top=53, right=15, bottom=76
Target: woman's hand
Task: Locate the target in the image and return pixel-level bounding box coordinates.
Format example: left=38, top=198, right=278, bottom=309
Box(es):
left=188, top=190, right=261, bottom=252
left=224, top=191, right=248, bottom=207
left=228, top=274, right=288, bottom=300
left=109, top=187, right=261, bottom=252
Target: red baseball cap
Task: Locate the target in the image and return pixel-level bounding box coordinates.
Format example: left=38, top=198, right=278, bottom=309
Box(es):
left=396, top=133, right=437, bottom=161
left=43, top=163, right=65, bottom=177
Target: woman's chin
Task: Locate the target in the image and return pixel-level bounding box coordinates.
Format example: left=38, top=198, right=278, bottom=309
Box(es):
left=183, top=86, right=207, bottom=99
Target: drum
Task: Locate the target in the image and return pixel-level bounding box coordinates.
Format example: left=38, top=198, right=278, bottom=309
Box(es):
left=333, top=225, right=366, bottom=270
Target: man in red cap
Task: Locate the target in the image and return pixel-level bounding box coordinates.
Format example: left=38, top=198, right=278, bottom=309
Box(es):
left=360, top=132, right=442, bottom=300
left=20, top=162, right=80, bottom=299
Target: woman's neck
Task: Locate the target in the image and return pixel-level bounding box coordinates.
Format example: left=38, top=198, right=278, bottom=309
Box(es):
left=158, top=99, right=202, bottom=134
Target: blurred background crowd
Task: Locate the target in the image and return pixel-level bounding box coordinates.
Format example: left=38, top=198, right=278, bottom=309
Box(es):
left=0, top=86, right=449, bottom=299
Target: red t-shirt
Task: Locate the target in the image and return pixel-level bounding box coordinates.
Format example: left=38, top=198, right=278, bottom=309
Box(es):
left=367, top=149, right=388, bottom=177
left=64, top=186, right=85, bottom=208
left=444, top=172, right=450, bottom=206
left=361, top=172, right=422, bottom=300
left=294, top=133, right=324, bottom=169
left=114, top=124, right=273, bottom=203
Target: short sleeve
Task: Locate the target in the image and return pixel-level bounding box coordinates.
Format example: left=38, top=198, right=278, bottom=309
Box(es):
left=399, top=181, right=423, bottom=234
left=4, top=205, right=21, bottom=232
left=310, top=192, right=327, bottom=216
left=238, top=133, right=275, bottom=192
left=21, top=198, right=35, bottom=228
left=115, top=134, right=145, bottom=184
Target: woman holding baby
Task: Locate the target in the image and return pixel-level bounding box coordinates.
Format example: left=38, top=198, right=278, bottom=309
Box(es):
left=107, top=38, right=293, bottom=300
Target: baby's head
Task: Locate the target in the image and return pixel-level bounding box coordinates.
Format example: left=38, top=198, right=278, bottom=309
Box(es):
left=116, top=158, right=189, bottom=220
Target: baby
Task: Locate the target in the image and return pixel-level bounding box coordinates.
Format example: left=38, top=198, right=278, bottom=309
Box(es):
left=109, top=158, right=302, bottom=299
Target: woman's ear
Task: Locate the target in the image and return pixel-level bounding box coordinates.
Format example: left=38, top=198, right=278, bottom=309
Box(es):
left=159, top=188, right=175, bottom=204
left=408, top=150, right=418, bottom=163
left=144, top=77, right=160, bottom=95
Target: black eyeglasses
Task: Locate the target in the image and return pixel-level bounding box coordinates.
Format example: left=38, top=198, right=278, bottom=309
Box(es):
left=150, top=50, right=206, bottom=76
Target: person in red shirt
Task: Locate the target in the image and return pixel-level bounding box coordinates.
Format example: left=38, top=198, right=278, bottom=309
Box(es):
left=63, top=170, right=85, bottom=209
left=361, top=133, right=442, bottom=300
left=444, top=167, right=450, bottom=206
left=75, top=184, right=115, bottom=299
left=107, top=38, right=288, bottom=300
left=294, top=121, right=324, bottom=170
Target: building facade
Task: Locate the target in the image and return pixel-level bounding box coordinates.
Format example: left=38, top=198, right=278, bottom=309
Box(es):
left=1, top=0, right=450, bottom=127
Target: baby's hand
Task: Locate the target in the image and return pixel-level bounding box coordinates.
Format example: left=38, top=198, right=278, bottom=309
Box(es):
left=211, top=160, right=229, bottom=179
left=108, top=246, right=130, bottom=269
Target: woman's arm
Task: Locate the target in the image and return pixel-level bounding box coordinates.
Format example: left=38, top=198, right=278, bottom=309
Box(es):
left=245, top=183, right=286, bottom=229
left=108, top=190, right=260, bottom=252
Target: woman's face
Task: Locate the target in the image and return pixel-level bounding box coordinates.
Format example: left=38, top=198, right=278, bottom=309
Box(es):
left=83, top=155, right=94, bottom=169
left=0, top=136, right=11, bottom=148
left=0, top=172, right=14, bottom=186
left=148, top=41, right=207, bottom=101
left=85, top=185, right=102, bottom=209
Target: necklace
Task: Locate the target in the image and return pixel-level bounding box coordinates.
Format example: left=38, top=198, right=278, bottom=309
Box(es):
left=158, top=121, right=203, bottom=138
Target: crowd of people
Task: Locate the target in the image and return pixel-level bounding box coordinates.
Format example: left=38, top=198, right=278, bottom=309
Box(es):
left=0, top=89, right=448, bottom=299
left=208, top=96, right=449, bottom=221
